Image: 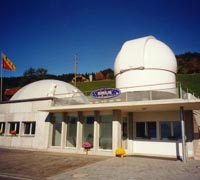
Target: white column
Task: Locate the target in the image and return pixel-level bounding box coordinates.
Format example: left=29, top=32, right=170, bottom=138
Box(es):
left=112, top=110, right=122, bottom=155
left=76, top=112, right=83, bottom=152
left=94, top=111, right=100, bottom=152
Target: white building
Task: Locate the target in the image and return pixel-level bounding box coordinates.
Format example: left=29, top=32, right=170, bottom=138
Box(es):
left=0, top=36, right=200, bottom=161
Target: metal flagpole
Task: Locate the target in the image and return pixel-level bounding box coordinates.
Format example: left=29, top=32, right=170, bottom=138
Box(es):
left=0, top=51, right=3, bottom=102
left=74, top=54, right=78, bottom=87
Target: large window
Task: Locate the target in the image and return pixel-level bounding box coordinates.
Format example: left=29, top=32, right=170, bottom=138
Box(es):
left=160, top=121, right=181, bottom=140
left=9, top=122, right=20, bottom=135
left=122, top=117, right=128, bottom=149
left=23, top=122, right=36, bottom=135
left=52, top=113, right=62, bottom=146
left=160, top=122, right=171, bottom=139
left=147, top=122, right=156, bottom=138
left=136, top=121, right=156, bottom=139
left=66, top=116, right=77, bottom=148
left=99, top=115, right=112, bottom=149
left=136, top=122, right=145, bottom=138
left=82, top=116, right=94, bottom=147
left=173, top=122, right=181, bottom=139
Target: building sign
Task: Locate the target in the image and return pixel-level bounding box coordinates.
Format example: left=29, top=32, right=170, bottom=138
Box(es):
left=90, top=88, right=121, bottom=99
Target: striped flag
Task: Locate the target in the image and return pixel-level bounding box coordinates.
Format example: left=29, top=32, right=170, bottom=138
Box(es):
left=2, top=53, right=16, bottom=71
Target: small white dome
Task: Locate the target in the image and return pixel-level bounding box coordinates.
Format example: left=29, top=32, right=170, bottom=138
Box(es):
left=114, top=36, right=177, bottom=76
left=11, top=79, right=86, bottom=101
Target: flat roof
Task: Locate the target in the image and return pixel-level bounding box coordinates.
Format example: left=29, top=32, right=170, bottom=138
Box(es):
left=40, top=98, right=200, bottom=113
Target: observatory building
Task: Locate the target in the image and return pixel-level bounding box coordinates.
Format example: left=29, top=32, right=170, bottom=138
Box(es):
left=115, top=36, right=177, bottom=92
left=0, top=36, right=200, bottom=161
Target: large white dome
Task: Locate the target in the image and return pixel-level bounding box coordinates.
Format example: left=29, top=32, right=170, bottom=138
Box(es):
left=114, top=36, right=177, bottom=75
left=114, top=36, right=177, bottom=92
left=11, top=79, right=87, bottom=102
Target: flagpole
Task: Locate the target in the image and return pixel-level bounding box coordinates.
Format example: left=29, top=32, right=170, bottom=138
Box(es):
left=0, top=51, right=3, bottom=102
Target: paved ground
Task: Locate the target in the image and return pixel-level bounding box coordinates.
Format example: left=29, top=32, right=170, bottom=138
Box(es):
left=1, top=148, right=200, bottom=180
left=0, top=148, right=109, bottom=180
left=49, top=157, right=200, bottom=180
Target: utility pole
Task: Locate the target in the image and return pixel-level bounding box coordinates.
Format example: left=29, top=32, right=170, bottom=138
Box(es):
left=74, top=54, right=78, bottom=87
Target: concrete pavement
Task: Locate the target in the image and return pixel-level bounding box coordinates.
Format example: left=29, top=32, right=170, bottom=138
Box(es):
left=48, top=157, right=200, bottom=180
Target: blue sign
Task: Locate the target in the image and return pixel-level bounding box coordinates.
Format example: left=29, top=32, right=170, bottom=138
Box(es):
left=90, top=88, right=121, bottom=99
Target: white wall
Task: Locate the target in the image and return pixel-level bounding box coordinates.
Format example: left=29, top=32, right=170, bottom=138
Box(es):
left=133, top=140, right=183, bottom=157
left=0, top=100, right=52, bottom=150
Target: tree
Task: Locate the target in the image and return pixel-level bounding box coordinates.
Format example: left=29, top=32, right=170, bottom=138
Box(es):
left=36, top=68, right=48, bottom=76
left=176, top=52, right=200, bottom=74
left=23, top=67, right=48, bottom=76
left=95, top=71, right=105, bottom=80
left=23, top=67, right=36, bottom=76
left=101, top=68, right=114, bottom=79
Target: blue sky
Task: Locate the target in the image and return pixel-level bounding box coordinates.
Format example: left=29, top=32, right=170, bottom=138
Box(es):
left=1, top=0, right=200, bottom=77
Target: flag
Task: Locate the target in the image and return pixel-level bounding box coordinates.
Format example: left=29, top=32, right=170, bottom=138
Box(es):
left=2, top=53, right=16, bottom=71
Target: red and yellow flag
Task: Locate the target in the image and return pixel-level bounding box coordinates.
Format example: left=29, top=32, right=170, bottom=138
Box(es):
left=2, top=53, right=16, bottom=71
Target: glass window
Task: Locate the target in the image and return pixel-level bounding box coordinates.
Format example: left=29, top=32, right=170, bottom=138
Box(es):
left=147, top=122, right=156, bottom=138
left=160, top=122, right=171, bottom=139
left=136, top=122, right=145, bottom=138
left=9, top=122, right=20, bottom=134
left=82, top=116, right=94, bottom=147
left=99, top=115, right=112, bottom=149
left=173, top=121, right=181, bottom=139
left=160, top=121, right=182, bottom=140
left=52, top=113, right=62, bottom=146
left=66, top=116, right=77, bottom=148
left=122, top=117, right=128, bottom=149
left=136, top=122, right=157, bottom=139
left=0, top=122, right=5, bottom=134
left=23, top=122, right=36, bottom=135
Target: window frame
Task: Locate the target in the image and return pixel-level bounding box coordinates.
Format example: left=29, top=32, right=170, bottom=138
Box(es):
left=8, top=122, right=20, bottom=135
left=23, top=121, right=36, bottom=136
left=135, top=121, right=157, bottom=139
left=160, top=121, right=181, bottom=140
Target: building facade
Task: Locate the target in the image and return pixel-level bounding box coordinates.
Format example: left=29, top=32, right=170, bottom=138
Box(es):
left=0, top=36, right=200, bottom=161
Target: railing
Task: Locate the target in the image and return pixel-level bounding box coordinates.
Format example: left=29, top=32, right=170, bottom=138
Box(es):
left=52, top=82, right=197, bottom=106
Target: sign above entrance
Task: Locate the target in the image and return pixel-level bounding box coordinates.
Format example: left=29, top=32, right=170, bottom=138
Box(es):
left=90, top=88, right=121, bottom=99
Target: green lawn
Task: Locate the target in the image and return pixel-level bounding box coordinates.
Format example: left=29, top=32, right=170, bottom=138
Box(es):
left=76, top=79, right=115, bottom=95
left=177, top=74, right=200, bottom=97
left=76, top=74, right=200, bottom=97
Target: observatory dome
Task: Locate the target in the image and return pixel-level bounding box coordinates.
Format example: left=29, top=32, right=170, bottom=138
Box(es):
left=11, top=79, right=88, bottom=104
left=114, top=36, right=177, bottom=92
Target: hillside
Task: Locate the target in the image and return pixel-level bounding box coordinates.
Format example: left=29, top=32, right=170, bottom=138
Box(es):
left=2, top=73, right=200, bottom=100
left=177, top=74, right=200, bottom=97
left=77, top=74, right=200, bottom=97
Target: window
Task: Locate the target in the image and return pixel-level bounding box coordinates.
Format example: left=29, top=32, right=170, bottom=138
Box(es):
left=99, top=115, right=112, bottom=149
left=0, top=122, right=5, bottom=134
left=160, top=121, right=181, bottom=140
left=66, top=116, right=77, bottom=148
left=9, top=122, right=20, bottom=134
left=160, top=122, right=171, bottom=139
left=23, top=122, right=36, bottom=135
left=136, top=122, right=145, bottom=138
left=147, top=122, right=156, bottom=138
left=82, top=116, right=94, bottom=147
left=136, top=121, right=157, bottom=139
left=51, top=113, right=62, bottom=146
left=122, top=117, right=128, bottom=149
left=173, top=122, right=181, bottom=139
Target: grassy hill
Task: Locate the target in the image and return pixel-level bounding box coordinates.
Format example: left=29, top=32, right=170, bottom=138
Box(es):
left=76, top=74, right=200, bottom=97
left=76, top=79, right=115, bottom=95
left=177, top=74, right=200, bottom=97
